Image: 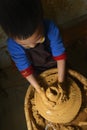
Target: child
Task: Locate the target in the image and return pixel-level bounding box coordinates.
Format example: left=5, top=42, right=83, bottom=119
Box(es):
left=0, top=0, right=67, bottom=104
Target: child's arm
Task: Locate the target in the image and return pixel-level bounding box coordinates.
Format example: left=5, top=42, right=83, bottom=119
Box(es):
left=26, top=74, right=41, bottom=93
left=57, top=59, right=68, bottom=102
left=57, top=59, right=66, bottom=83
left=46, top=20, right=67, bottom=87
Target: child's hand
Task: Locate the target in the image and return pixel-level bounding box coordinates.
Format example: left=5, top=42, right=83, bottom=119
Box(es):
left=57, top=82, right=68, bottom=104
left=39, top=88, right=56, bottom=107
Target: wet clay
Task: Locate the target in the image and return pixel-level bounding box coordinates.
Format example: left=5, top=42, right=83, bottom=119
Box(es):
left=24, top=68, right=87, bottom=130
left=35, top=75, right=81, bottom=123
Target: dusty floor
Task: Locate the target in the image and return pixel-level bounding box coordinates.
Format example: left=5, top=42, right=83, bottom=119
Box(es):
left=0, top=40, right=87, bottom=130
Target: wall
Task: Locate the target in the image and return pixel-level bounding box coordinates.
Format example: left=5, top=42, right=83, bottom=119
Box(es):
left=41, top=0, right=87, bottom=25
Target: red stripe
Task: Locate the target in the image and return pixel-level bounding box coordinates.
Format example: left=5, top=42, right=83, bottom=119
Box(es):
left=20, top=66, right=34, bottom=78
left=53, top=53, right=67, bottom=60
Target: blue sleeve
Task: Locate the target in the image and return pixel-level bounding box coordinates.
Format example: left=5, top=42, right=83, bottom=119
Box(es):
left=45, top=20, right=65, bottom=57
left=7, top=38, right=31, bottom=71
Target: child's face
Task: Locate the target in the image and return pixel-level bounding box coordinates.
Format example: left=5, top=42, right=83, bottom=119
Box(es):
left=15, top=24, right=45, bottom=48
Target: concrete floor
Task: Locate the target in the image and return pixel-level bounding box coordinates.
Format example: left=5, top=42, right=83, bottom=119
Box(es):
left=0, top=40, right=87, bottom=130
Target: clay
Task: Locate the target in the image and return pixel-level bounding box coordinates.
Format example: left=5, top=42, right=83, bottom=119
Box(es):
left=24, top=68, right=87, bottom=130
left=35, top=77, right=82, bottom=123
left=46, top=86, right=60, bottom=102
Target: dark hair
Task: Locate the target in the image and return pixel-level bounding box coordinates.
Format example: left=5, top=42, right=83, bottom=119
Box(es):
left=0, top=0, right=43, bottom=39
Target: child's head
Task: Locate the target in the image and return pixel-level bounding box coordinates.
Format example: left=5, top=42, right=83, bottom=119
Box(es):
left=0, top=0, right=43, bottom=41
left=15, top=22, right=45, bottom=48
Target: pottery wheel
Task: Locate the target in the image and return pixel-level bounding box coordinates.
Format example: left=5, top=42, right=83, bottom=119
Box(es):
left=34, top=68, right=82, bottom=123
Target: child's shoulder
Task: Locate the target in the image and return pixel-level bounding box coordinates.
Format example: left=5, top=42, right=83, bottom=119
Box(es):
left=44, top=19, right=59, bottom=31
left=44, top=19, right=55, bottom=29
left=43, top=19, right=59, bottom=36
left=7, top=38, right=25, bottom=54
left=7, top=38, right=20, bottom=49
